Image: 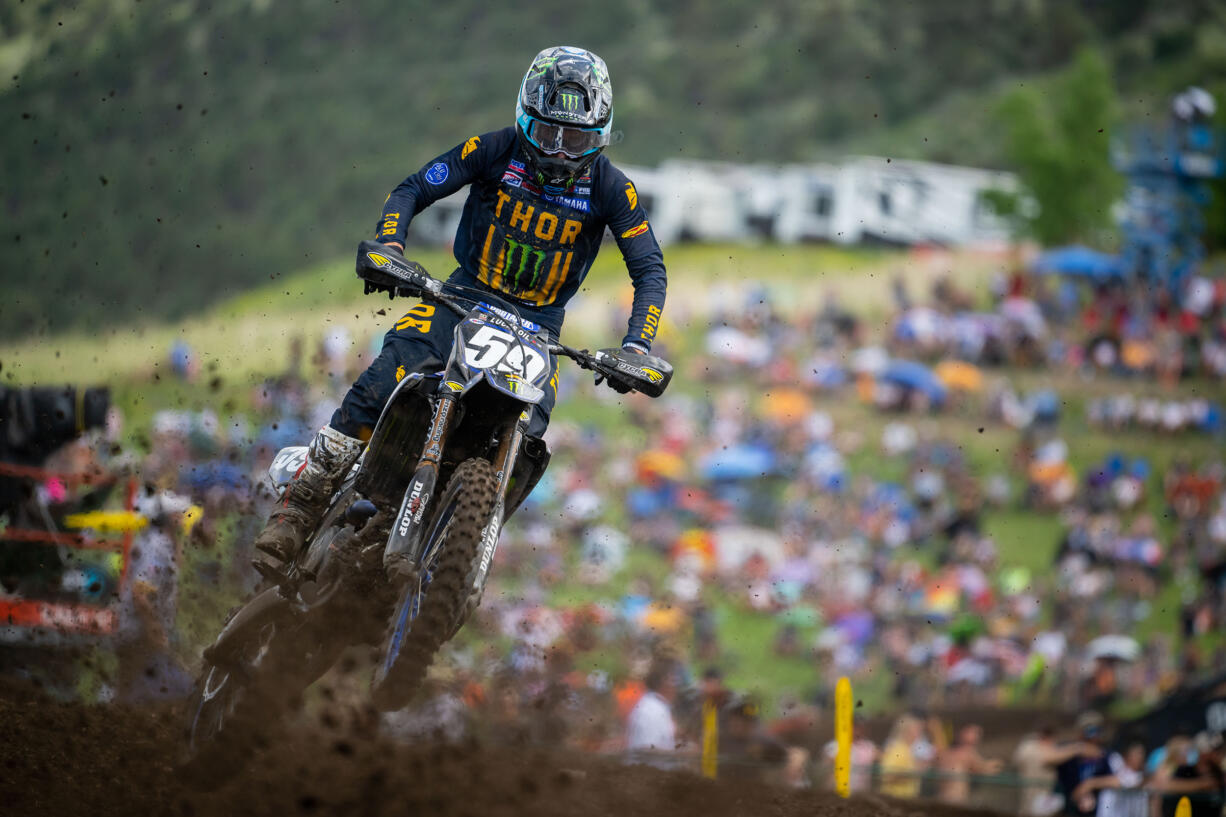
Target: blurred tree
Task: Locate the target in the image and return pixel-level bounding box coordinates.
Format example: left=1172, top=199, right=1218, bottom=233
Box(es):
left=993, top=47, right=1123, bottom=246
left=2, top=1, right=1223, bottom=336
left=1203, top=79, right=1226, bottom=253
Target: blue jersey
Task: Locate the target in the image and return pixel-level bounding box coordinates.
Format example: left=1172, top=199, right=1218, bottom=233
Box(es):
left=376, top=127, right=666, bottom=351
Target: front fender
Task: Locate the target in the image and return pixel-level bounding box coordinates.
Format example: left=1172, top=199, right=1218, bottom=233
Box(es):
left=480, top=369, right=545, bottom=404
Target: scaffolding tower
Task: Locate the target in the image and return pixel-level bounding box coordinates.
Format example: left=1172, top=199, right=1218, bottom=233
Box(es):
left=1112, top=90, right=1224, bottom=291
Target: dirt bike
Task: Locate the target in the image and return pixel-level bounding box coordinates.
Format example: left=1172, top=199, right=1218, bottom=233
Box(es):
left=181, top=240, right=672, bottom=784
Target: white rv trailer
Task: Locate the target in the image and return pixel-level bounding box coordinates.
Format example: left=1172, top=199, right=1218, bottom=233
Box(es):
left=406, top=157, right=1018, bottom=249
left=774, top=158, right=1017, bottom=246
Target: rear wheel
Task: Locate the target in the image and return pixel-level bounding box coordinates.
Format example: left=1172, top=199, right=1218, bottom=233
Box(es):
left=180, top=505, right=354, bottom=788
left=180, top=609, right=286, bottom=789
left=371, top=458, right=499, bottom=711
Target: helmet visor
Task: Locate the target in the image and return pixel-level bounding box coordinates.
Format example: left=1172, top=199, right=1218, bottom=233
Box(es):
left=524, top=118, right=609, bottom=158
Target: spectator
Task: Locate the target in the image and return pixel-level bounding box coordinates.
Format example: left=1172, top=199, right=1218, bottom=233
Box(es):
left=1049, top=712, right=1109, bottom=816
left=1071, top=742, right=1148, bottom=817
left=718, top=695, right=789, bottom=785
left=938, top=723, right=1004, bottom=804
left=881, top=714, right=928, bottom=799
left=1015, top=725, right=1063, bottom=816
left=626, top=663, right=678, bottom=759
left=114, top=490, right=194, bottom=702
left=1155, top=732, right=1226, bottom=817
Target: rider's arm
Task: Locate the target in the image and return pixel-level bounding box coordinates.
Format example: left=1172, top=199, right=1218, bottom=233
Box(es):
left=375, top=128, right=515, bottom=249
left=600, top=165, right=667, bottom=353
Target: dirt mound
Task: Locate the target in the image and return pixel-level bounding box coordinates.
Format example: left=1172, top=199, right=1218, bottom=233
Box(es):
left=0, top=681, right=1005, bottom=817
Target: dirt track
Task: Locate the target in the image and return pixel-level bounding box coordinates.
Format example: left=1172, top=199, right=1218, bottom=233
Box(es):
left=0, top=680, right=1006, bottom=817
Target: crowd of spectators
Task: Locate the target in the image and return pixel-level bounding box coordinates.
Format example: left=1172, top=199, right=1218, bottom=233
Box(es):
left=887, top=264, right=1226, bottom=382
left=3, top=264, right=1224, bottom=809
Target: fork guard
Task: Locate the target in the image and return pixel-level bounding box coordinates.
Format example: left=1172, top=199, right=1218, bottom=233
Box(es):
left=504, top=435, right=550, bottom=519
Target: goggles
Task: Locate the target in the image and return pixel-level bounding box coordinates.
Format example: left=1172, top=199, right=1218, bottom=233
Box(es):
left=521, top=116, right=609, bottom=158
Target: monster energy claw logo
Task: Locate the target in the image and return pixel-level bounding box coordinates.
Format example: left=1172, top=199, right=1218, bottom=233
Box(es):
left=503, top=237, right=547, bottom=293
left=559, top=92, right=580, bottom=111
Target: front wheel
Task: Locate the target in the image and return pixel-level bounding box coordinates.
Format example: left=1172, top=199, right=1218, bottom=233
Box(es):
left=371, top=457, right=499, bottom=711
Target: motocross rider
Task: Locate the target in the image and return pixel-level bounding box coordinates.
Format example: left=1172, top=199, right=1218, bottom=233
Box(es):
left=254, top=46, right=668, bottom=566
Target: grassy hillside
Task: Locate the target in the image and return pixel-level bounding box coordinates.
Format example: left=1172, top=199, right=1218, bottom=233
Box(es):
left=3, top=0, right=1225, bottom=338
left=7, top=241, right=1220, bottom=710
left=0, top=243, right=903, bottom=396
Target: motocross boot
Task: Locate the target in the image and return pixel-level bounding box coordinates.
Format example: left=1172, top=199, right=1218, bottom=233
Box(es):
left=253, top=425, right=365, bottom=565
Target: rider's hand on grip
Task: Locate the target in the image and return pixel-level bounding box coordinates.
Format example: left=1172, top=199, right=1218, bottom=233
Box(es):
left=596, top=370, right=635, bottom=394
left=593, top=347, right=673, bottom=397
left=594, top=347, right=634, bottom=394
left=355, top=239, right=440, bottom=299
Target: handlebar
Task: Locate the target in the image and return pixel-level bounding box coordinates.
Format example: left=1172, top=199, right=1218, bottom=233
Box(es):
left=354, top=240, right=673, bottom=398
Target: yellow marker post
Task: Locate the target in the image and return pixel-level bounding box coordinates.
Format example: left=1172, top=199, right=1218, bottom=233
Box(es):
left=1174, top=797, right=1191, bottom=817
left=700, top=698, right=719, bottom=780
left=834, top=676, right=853, bottom=798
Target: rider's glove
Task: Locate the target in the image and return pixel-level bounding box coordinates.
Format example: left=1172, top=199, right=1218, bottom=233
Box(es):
left=595, top=346, right=642, bottom=394
left=359, top=241, right=440, bottom=299
left=599, top=373, right=634, bottom=394
left=394, top=261, right=441, bottom=299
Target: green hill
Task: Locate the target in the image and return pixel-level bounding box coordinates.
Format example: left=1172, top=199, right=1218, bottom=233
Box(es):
left=2, top=0, right=1224, bottom=339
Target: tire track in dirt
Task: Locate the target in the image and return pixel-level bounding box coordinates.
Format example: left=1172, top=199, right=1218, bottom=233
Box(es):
left=0, top=680, right=1008, bottom=817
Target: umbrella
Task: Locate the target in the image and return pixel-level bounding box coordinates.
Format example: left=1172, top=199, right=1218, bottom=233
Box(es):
left=880, top=359, right=948, bottom=404
left=1031, top=245, right=1124, bottom=282
left=935, top=360, right=984, bottom=392
left=949, top=613, right=985, bottom=643
left=760, top=388, right=813, bottom=424
left=1086, top=634, right=1141, bottom=662
left=636, top=449, right=685, bottom=481
left=700, top=443, right=779, bottom=480
left=1028, top=389, right=1061, bottom=424
left=807, top=360, right=849, bottom=389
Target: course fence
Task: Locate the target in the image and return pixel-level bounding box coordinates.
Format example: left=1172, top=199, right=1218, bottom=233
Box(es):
left=623, top=752, right=1220, bottom=816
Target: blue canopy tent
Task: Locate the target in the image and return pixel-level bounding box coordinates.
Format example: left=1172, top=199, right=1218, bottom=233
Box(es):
left=1030, top=245, right=1125, bottom=282
left=700, top=443, right=779, bottom=481
left=879, top=359, right=948, bottom=406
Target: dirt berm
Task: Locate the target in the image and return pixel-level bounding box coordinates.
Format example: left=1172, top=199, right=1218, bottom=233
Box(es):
left=0, top=681, right=1005, bottom=817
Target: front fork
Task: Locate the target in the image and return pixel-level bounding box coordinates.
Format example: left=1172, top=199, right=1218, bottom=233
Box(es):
left=380, top=392, right=525, bottom=591
left=382, top=392, right=459, bottom=578
left=470, top=416, right=524, bottom=597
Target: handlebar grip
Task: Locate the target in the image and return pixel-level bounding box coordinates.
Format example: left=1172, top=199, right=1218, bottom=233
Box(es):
left=587, top=348, right=673, bottom=398
left=356, top=239, right=444, bottom=300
